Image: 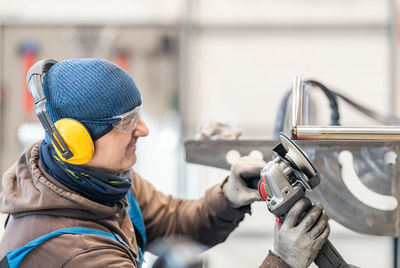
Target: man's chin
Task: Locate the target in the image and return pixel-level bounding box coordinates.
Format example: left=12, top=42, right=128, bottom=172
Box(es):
left=124, top=154, right=137, bottom=170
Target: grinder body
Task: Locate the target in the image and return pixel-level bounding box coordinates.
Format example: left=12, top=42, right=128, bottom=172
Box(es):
left=259, top=158, right=305, bottom=224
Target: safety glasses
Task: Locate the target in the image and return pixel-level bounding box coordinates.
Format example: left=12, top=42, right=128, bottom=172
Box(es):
left=81, top=105, right=142, bottom=133
left=111, top=105, right=142, bottom=133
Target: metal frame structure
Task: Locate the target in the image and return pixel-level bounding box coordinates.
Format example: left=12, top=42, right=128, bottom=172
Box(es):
left=291, top=76, right=400, bottom=141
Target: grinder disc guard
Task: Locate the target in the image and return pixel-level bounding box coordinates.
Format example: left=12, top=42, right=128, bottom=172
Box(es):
left=279, top=133, right=320, bottom=188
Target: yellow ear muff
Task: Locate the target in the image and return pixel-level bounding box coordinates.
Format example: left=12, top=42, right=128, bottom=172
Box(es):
left=52, top=119, right=95, bottom=165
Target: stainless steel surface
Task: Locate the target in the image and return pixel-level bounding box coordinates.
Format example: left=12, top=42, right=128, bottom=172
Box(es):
left=185, top=139, right=400, bottom=236
left=296, top=126, right=400, bottom=140
left=291, top=76, right=305, bottom=135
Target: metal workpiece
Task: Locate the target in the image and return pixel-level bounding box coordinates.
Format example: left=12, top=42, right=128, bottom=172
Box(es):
left=185, top=139, right=400, bottom=236
left=296, top=126, right=400, bottom=141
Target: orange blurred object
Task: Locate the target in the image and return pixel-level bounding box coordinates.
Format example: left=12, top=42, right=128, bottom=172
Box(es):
left=22, top=50, right=37, bottom=116
left=114, top=51, right=129, bottom=72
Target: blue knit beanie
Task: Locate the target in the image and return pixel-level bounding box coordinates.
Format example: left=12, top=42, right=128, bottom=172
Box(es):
left=42, top=58, right=142, bottom=141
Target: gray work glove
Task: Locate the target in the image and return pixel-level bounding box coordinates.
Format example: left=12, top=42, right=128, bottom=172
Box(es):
left=273, top=198, right=330, bottom=268
left=223, top=156, right=266, bottom=208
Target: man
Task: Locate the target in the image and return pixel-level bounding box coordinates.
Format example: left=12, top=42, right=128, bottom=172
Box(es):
left=0, top=58, right=329, bottom=267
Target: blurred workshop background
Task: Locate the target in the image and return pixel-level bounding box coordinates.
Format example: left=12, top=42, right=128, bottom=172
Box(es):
left=0, top=0, right=399, bottom=267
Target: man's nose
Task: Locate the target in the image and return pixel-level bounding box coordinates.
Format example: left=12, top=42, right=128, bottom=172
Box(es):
left=133, top=118, right=149, bottom=137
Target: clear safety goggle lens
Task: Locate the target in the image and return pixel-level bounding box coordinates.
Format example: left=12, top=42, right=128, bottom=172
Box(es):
left=111, top=105, right=142, bottom=133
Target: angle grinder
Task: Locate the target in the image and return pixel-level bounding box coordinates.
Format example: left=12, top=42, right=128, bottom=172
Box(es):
left=257, top=133, right=349, bottom=268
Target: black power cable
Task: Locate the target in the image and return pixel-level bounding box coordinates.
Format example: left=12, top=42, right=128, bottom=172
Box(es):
left=305, top=80, right=341, bottom=126
left=334, top=91, right=400, bottom=125
left=273, top=80, right=341, bottom=139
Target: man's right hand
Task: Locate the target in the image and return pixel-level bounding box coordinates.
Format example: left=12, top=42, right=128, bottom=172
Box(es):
left=272, top=198, right=330, bottom=268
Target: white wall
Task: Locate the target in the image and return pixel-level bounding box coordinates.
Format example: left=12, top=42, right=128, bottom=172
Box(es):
left=0, top=0, right=182, bottom=25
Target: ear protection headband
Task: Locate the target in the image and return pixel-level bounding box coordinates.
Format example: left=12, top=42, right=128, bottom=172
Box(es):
left=27, top=59, right=95, bottom=165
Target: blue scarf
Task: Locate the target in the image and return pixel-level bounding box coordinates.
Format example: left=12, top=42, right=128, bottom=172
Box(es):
left=39, top=141, right=132, bottom=206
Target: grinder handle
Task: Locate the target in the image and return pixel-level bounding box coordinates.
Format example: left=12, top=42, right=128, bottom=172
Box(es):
left=314, top=239, right=349, bottom=268
left=277, top=209, right=349, bottom=268
left=258, top=181, right=349, bottom=268
left=277, top=202, right=349, bottom=268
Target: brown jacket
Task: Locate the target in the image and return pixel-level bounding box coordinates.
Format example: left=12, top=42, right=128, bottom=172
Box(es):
left=0, top=142, right=289, bottom=268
